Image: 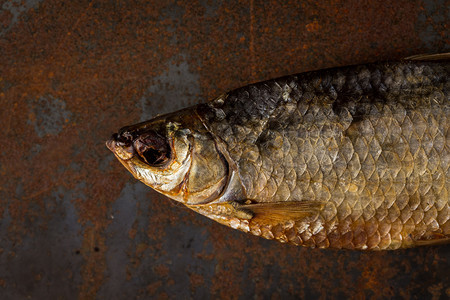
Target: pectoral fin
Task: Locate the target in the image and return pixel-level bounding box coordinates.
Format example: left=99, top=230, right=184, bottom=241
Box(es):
left=235, top=200, right=324, bottom=224
left=189, top=200, right=323, bottom=225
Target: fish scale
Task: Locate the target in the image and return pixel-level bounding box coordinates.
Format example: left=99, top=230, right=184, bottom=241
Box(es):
left=196, top=61, right=449, bottom=249
left=108, top=57, right=449, bottom=250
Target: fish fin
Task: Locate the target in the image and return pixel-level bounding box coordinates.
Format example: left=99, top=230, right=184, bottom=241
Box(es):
left=413, top=233, right=450, bottom=247
left=187, top=202, right=254, bottom=220
left=190, top=200, right=324, bottom=224
left=236, top=200, right=324, bottom=223
left=404, top=53, right=450, bottom=61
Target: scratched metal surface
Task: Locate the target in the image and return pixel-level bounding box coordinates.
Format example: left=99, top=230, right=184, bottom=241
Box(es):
left=0, top=0, right=448, bottom=299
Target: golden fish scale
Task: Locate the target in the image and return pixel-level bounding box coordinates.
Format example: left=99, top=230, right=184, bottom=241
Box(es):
left=199, top=62, right=449, bottom=249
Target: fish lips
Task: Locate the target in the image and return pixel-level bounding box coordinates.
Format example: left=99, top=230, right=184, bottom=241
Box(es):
left=105, top=138, right=115, bottom=152
left=106, top=133, right=135, bottom=161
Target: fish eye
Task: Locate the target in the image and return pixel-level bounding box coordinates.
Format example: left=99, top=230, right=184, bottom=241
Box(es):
left=141, top=147, right=169, bottom=166
left=133, top=131, right=171, bottom=167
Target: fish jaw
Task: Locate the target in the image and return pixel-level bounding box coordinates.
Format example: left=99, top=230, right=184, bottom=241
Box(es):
left=106, top=138, right=136, bottom=175
left=106, top=137, right=135, bottom=161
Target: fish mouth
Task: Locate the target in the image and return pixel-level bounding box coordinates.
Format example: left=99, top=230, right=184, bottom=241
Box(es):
left=105, top=138, right=115, bottom=152
left=106, top=132, right=135, bottom=161
left=106, top=133, right=123, bottom=153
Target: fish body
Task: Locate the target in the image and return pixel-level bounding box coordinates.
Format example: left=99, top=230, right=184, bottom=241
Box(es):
left=107, top=56, right=449, bottom=250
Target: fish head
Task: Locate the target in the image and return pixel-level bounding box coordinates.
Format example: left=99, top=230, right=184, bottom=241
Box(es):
left=106, top=109, right=229, bottom=205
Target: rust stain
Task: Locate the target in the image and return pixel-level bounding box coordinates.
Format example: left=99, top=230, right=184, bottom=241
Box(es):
left=306, top=19, right=321, bottom=32
left=0, top=0, right=448, bottom=299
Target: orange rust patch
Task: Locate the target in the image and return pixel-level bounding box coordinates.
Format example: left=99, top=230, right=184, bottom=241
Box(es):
left=0, top=0, right=448, bottom=298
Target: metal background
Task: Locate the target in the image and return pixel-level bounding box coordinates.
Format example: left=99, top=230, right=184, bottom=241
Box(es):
left=0, top=0, right=449, bottom=299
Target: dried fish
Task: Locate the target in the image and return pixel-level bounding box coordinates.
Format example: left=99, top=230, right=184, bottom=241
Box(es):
left=107, top=54, right=449, bottom=250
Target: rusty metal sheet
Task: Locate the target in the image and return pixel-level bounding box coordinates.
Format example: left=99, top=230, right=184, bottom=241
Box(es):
left=0, top=0, right=448, bottom=299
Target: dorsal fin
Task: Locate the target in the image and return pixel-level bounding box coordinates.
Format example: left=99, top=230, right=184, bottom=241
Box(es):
left=404, top=53, right=450, bottom=61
